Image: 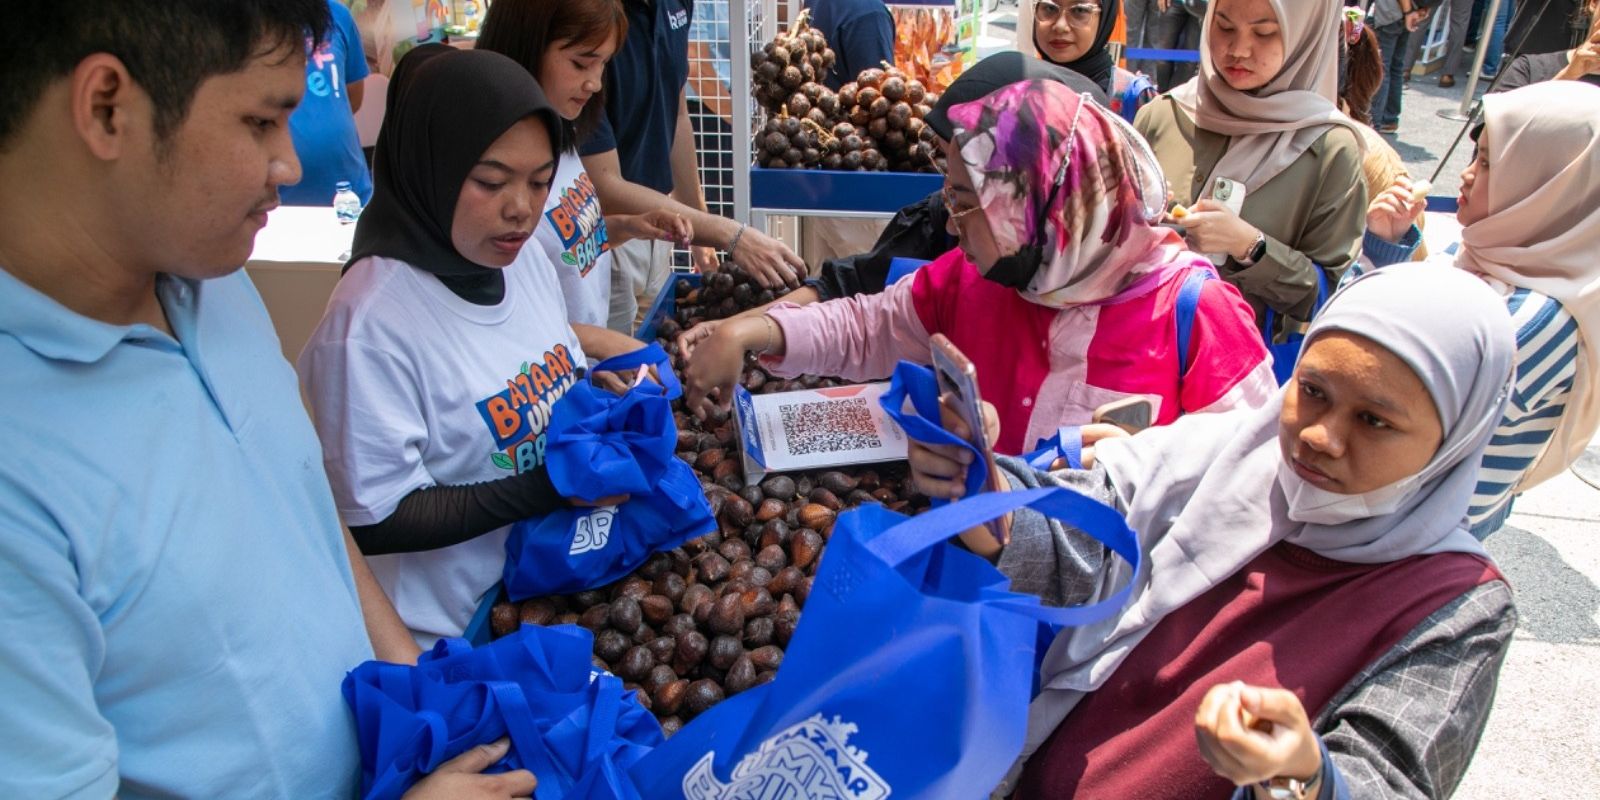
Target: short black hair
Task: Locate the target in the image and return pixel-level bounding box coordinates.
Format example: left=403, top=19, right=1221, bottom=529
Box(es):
left=0, top=0, right=331, bottom=149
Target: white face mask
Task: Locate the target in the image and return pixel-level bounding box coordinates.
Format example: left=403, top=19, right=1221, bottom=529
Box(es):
left=1275, top=460, right=1424, bottom=526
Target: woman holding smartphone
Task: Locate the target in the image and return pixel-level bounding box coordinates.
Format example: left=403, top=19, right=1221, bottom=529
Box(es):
left=685, top=80, right=1275, bottom=456
left=912, top=266, right=1519, bottom=799
left=1135, top=0, right=1366, bottom=347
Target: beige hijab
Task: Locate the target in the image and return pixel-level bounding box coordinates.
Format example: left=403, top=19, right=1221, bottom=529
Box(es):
left=1457, top=81, right=1600, bottom=490
left=1169, top=0, right=1362, bottom=193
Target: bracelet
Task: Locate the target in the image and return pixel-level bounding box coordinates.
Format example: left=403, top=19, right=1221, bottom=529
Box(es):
left=727, top=222, right=749, bottom=257
left=759, top=316, right=777, bottom=355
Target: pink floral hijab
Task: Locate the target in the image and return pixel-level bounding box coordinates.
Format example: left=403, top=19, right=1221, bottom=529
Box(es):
left=945, top=79, right=1190, bottom=309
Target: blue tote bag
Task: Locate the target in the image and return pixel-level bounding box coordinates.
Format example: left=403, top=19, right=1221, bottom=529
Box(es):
left=1262, top=267, right=1329, bottom=385
left=503, top=344, right=715, bottom=600
left=630, top=486, right=1141, bottom=799
left=343, top=624, right=662, bottom=800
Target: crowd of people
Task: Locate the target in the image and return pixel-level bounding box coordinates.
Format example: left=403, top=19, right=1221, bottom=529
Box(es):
left=2, top=0, right=1597, bottom=798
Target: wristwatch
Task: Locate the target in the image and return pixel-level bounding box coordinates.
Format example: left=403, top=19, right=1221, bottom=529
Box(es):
left=1259, top=761, right=1323, bottom=800
left=1236, top=232, right=1268, bottom=267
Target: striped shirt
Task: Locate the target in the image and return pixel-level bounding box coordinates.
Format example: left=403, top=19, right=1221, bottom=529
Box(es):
left=1471, top=288, right=1579, bottom=533
left=1358, top=229, right=1580, bottom=537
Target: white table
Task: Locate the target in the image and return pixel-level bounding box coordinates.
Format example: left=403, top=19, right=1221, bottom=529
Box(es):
left=245, top=206, right=355, bottom=364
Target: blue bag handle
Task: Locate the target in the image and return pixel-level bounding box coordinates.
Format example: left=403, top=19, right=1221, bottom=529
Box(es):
left=1026, top=426, right=1083, bottom=471
left=486, top=681, right=575, bottom=798
left=582, top=677, right=625, bottom=767
left=877, top=361, right=987, bottom=503
left=864, top=486, right=1142, bottom=628
left=1175, top=268, right=1211, bottom=377
left=588, top=342, right=681, bottom=399
left=1259, top=266, right=1329, bottom=346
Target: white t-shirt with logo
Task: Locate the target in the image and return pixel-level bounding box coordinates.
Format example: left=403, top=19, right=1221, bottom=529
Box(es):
left=536, top=148, right=614, bottom=327
left=299, top=250, right=587, bottom=644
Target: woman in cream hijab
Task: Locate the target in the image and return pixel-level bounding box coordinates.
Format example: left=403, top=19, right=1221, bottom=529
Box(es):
left=1362, top=80, right=1600, bottom=537
left=910, top=265, right=1517, bottom=799
left=1135, top=0, right=1366, bottom=358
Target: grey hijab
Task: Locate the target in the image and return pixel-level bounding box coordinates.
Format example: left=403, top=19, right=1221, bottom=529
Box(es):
left=1000, top=264, right=1516, bottom=789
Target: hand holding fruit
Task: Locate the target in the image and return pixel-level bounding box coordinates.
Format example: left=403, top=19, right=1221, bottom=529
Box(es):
left=1181, top=200, right=1264, bottom=262
left=1194, top=682, right=1322, bottom=788
left=607, top=210, right=692, bottom=249
left=1366, top=175, right=1428, bottom=244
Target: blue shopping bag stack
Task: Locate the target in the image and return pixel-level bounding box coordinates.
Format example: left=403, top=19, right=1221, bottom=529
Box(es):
left=630, top=484, right=1141, bottom=799
left=343, top=624, right=662, bottom=800
left=503, top=344, right=715, bottom=600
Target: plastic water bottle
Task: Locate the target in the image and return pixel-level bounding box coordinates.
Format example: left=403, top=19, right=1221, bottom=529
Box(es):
left=333, top=181, right=362, bottom=225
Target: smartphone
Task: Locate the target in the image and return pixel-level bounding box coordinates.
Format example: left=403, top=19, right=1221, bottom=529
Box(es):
left=929, top=334, right=1004, bottom=544
left=1202, top=176, right=1248, bottom=265
left=1092, top=395, right=1156, bottom=435
left=1210, top=176, right=1247, bottom=216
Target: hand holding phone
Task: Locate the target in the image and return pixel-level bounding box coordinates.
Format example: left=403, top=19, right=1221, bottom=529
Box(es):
left=928, top=335, right=1006, bottom=545
left=1183, top=176, right=1260, bottom=265
left=1092, top=395, right=1156, bottom=435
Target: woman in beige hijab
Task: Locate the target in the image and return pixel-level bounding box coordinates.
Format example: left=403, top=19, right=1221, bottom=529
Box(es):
left=1135, top=0, right=1366, bottom=360
left=1364, top=80, right=1600, bottom=537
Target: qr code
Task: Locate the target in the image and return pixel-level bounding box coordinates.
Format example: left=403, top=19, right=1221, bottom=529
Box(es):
left=778, top=398, right=882, bottom=455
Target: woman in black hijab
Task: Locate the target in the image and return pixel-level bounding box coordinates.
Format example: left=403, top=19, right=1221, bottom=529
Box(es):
left=301, top=44, right=616, bottom=646
left=1021, top=0, right=1158, bottom=120
left=348, top=43, right=565, bottom=304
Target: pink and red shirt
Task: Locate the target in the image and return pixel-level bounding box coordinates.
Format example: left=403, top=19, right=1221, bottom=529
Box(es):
left=767, top=247, right=1276, bottom=456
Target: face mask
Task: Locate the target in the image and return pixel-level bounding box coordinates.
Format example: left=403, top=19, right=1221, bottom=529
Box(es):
left=1275, top=460, right=1423, bottom=525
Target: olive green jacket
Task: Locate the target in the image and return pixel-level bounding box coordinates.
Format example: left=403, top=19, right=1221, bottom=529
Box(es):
left=1135, top=95, right=1368, bottom=339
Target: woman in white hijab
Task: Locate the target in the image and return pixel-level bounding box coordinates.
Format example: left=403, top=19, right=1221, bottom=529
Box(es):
left=910, top=264, right=1516, bottom=799
left=1363, top=80, right=1600, bottom=537
left=1135, top=0, right=1367, bottom=362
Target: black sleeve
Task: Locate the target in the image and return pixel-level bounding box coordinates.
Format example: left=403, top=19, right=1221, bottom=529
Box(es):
left=811, top=191, right=954, bottom=300
left=1491, top=52, right=1558, bottom=94
left=349, top=468, right=566, bottom=556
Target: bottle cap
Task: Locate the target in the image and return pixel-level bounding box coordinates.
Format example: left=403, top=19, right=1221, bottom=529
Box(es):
left=335, top=181, right=353, bottom=191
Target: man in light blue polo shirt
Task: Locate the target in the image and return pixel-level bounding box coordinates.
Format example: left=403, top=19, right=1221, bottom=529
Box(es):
left=0, top=3, right=532, bottom=798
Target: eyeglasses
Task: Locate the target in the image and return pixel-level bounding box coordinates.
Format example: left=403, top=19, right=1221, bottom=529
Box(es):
left=941, top=185, right=982, bottom=221
left=1035, top=1, right=1101, bottom=27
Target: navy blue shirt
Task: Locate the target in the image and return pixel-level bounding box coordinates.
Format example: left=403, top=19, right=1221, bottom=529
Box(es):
left=579, top=0, right=693, bottom=194
left=806, top=0, right=896, bottom=90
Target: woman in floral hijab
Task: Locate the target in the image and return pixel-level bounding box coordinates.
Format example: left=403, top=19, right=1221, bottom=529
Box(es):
left=685, top=80, right=1275, bottom=454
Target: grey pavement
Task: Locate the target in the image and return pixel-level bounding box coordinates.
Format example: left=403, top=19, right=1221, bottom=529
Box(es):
left=1456, top=448, right=1600, bottom=797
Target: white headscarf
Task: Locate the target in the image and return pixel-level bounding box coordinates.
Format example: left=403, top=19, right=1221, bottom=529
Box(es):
left=1004, top=264, right=1516, bottom=784
left=1169, top=0, right=1363, bottom=193
left=1457, top=81, right=1600, bottom=491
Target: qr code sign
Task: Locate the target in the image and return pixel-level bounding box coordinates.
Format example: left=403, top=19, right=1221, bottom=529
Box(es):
left=778, top=397, right=882, bottom=456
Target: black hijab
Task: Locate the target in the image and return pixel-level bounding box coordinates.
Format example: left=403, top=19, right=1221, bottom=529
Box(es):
left=1033, top=0, right=1120, bottom=95
left=347, top=44, right=565, bottom=305
left=925, top=51, right=1110, bottom=141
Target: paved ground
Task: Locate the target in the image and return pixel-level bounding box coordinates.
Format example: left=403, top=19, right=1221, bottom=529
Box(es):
left=1381, top=68, right=1496, bottom=198
left=968, top=12, right=1600, bottom=793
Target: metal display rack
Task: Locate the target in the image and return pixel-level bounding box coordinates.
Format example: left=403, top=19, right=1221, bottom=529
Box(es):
left=729, top=0, right=961, bottom=230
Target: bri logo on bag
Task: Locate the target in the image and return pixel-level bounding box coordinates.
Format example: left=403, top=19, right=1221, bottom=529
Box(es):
left=681, top=714, right=890, bottom=800
left=475, top=345, right=578, bottom=473
left=568, top=506, right=618, bottom=556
